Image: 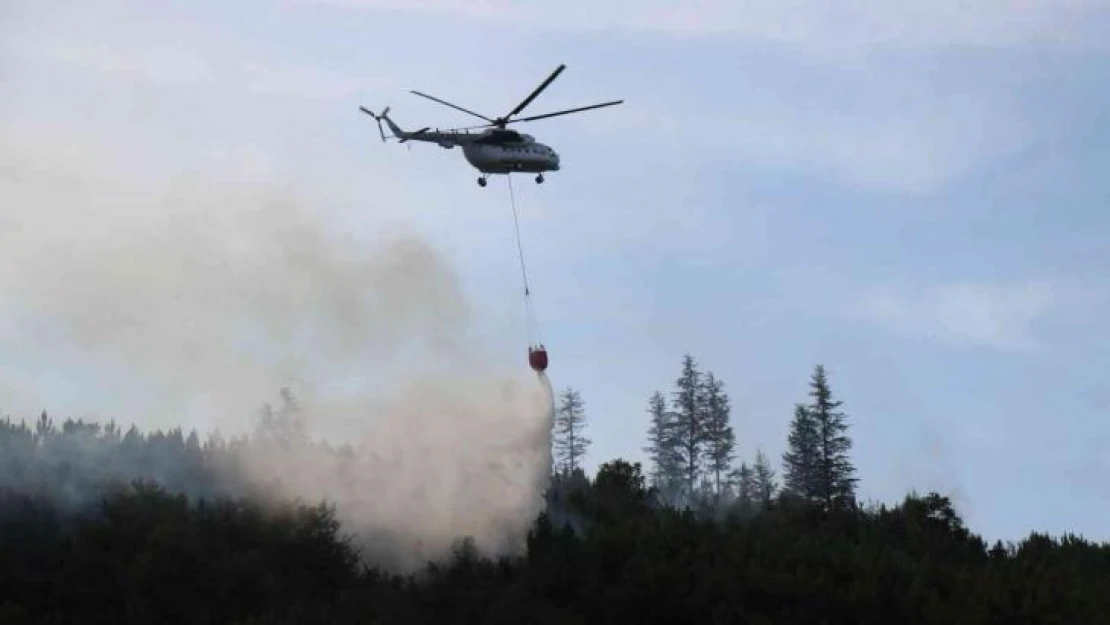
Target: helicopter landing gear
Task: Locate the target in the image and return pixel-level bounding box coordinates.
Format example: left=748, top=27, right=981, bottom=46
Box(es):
left=535, top=174, right=544, bottom=184
left=477, top=175, right=487, bottom=187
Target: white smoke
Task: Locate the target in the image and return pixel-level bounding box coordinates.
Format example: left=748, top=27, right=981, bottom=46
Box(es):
left=0, top=127, right=557, bottom=573
left=238, top=372, right=557, bottom=572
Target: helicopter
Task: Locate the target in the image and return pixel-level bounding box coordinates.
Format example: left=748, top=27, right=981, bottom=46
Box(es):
left=359, top=64, right=622, bottom=187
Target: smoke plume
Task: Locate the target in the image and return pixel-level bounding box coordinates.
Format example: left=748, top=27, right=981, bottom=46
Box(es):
left=0, top=130, right=557, bottom=572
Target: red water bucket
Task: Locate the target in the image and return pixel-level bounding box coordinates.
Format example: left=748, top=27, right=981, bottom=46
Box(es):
left=528, top=346, right=548, bottom=372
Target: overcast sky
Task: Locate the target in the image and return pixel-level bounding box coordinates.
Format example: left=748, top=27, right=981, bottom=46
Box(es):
left=3, top=0, right=1109, bottom=544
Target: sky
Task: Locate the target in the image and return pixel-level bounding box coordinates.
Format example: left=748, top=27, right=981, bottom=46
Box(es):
left=2, top=0, right=1110, bottom=544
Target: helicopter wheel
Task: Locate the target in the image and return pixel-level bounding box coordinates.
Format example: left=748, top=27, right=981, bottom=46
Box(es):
left=478, top=176, right=487, bottom=187
left=535, top=174, right=544, bottom=184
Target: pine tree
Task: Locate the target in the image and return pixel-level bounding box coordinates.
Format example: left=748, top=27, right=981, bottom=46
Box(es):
left=700, top=372, right=736, bottom=499
left=730, top=462, right=755, bottom=510
left=671, top=354, right=708, bottom=498
left=254, top=386, right=307, bottom=451
left=807, top=364, right=858, bottom=509
left=781, top=403, right=820, bottom=502
left=552, top=387, right=591, bottom=475
left=752, top=449, right=777, bottom=509
left=643, top=390, right=681, bottom=491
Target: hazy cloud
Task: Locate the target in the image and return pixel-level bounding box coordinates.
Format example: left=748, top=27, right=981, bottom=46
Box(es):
left=613, top=83, right=1029, bottom=193
left=860, top=280, right=1059, bottom=350
left=298, top=0, right=1110, bottom=51
left=3, top=14, right=392, bottom=98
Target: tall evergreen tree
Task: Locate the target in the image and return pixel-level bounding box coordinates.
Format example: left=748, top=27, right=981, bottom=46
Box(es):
left=670, top=354, right=707, bottom=497
left=752, top=449, right=777, bottom=509
left=700, top=372, right=735, bottom=499
left=730, top=462, right=755, bottom=510
left=807, top=365, right=858, bottom=508
left=254, top=386, right=306, bottom=451
left=781, top=403, right=820, bottom=502
left=553, top=387, right=591, bottom=475
left=643, top=390, right=681, bottom=491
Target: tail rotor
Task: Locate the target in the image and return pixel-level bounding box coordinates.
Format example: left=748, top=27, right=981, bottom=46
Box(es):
left=359, top=106, right=390, bottom=142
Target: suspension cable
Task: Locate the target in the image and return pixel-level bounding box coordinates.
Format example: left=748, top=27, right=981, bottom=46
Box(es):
left=507, top=173, right=530, bottom=297
left=506, top=174, right=541, bottom=345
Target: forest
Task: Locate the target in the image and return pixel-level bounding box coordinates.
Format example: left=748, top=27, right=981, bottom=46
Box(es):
left=2, top=356, right=1108, bottom=624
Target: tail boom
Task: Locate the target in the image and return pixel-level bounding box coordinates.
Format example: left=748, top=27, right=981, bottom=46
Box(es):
left=358, top=105, right=462, bottom=147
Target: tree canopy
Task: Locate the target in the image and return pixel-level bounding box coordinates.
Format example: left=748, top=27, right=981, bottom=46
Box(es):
left=1, top=359, right=1107, bottom=624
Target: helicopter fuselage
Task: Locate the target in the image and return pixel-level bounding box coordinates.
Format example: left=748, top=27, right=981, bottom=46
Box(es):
left=401, top=127, right=560, bottom=174
left=462, top=140, right=559, bottom=174
left=379, top=120, right=561, bottom=183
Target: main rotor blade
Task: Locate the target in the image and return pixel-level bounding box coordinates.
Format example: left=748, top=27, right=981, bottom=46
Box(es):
left=409, top=90, right=493, bottom=123
left=506, top=100, right=624, bottom=124
left=505, top=64, right=566, bottom=120
left=441, top=123, right=496, bottom=132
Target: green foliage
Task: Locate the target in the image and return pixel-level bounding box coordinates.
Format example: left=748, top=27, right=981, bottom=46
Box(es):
left=2, top=363, right=1107, bottom=622
left=781, top=365, right=857, bottom=510
left=782, top=402, right=820, bottom=501
left=806, top=365, right=858, bottom=508
left=728, top=461, right=756, bottom=513
left=643, top=390, right=683, bottom=498
left=671, top=354, right=706, bottom=495
left=699, top=372, right=735, bottom=500
left=646, top=355, right=738, bottom=508
left=1, top=451, right=1108, bottom=623
left=752, top=448, right=778, bottom=509
left=0, top=483, right=359, bottom=624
